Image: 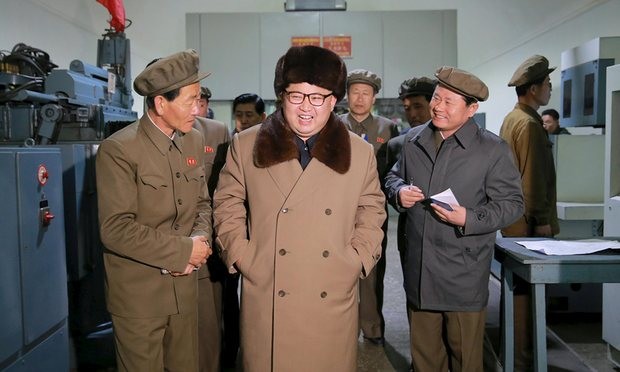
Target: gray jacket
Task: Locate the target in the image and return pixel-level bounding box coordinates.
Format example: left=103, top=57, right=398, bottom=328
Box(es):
left=385, top=119, right=523, bottom=311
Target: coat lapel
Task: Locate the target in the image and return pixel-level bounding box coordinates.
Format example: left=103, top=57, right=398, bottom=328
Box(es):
left=265, top=159, right=303, bottom=199
left=281, top=159, right=331, bottom=206
left=264, top=157, right=330, bottom=207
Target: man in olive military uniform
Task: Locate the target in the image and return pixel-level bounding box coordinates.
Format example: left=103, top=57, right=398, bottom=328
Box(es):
left=96, top=49, right=213, bottom=372
left=500, top=55, right=559, bottom=371
left=541, top=108, right=569, bottom=135
left=198, top=85, right=215, bottom=119
left=339, top=69, right=398, bottom=346
left=398, top=76, right=437, bottom=133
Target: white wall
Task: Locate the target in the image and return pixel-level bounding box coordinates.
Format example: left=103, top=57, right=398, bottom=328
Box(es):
left=2, top=0, right=619, bottom=132
left=470, top=0, right=620, bottom=133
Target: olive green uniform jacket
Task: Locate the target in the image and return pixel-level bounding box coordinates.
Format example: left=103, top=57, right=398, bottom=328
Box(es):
left=339, top=112, right=399, bottom=184
left=213, top=110, right=386, bottom=372
left=500, top=103, right=559, bottom=237
left=193, top=116, right=231, bottom=281
left=193, top=117, right=231, bottom=372
left=96, top=115, right=212, bottom=318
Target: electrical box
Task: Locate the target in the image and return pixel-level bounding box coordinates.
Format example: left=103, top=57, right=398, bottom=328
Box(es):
left=560, top=37, right=620, bottom=127
left=0, top=147, right=69, bottom=371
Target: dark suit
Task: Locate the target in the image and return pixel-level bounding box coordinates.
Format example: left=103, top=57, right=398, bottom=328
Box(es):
left=193, top=117, right=231, bottom=372
left=386, top=132, right=408, bottom=263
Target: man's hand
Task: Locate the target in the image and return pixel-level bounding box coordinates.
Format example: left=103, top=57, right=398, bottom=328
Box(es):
left=189, top=235, right=212, bottom=268
left=431, top=203, right=466, bottom=228
left=534, top=224, right=553, bottom=237
left=399, top=185, right=425, bottom=208
left=171, top=264, right=196, bottom=277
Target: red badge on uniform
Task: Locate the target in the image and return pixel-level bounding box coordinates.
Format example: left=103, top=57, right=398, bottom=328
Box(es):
left=186, top=157, right=197, bottom=166
left=205, top=146, right=214, bottom=153
left=376, top=137, right=385, bottom=144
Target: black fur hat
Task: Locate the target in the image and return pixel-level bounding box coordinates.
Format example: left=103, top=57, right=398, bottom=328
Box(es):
left=274, top=46, right=347, bottom=102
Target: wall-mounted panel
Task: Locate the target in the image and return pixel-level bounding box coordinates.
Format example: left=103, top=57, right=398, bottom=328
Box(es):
left=322, top=12, right=383, bottom=96
left=260, top=12, right=321, bottom=100
left=188, top=13, right=261, bottom=100
left=188, top=11, right=457, bottom=100
left=382, top=10, right=456, bottom=98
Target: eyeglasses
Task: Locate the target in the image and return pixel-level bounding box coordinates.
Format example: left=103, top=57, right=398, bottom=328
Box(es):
left=284, top=91, right=333, bottom=107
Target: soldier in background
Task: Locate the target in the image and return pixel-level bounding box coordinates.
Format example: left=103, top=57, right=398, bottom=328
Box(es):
left=339, top=69, right=398, bottom=346
left=500, top=55, right=559, bottom=371
left=194, top=85, right=231, bottom=372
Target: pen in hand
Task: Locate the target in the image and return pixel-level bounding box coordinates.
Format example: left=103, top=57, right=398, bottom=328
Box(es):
left=400, top=177, right=424, bottom=208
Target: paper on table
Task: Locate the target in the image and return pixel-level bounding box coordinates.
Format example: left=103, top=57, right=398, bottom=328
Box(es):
left=515, top=239, right=620, bottom=255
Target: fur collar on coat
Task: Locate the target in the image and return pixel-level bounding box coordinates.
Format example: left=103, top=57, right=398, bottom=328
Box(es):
left=253, top=109, right=351, bottom=174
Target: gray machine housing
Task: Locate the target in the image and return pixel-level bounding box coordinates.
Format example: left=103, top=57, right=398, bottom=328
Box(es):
left=0, top=30, right=137, bottom=370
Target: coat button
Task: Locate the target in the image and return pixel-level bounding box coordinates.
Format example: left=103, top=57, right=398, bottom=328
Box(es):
left=320, top=291, right=327, bottom=298
left=175, top=172, right=181, bottom=178
left=322, top=250, right=329, bottom=257
left=324, top=208, right=332, bottom=215
left=281, top=208, right=288, bottom=213
left=174, top=224, right=180, bottom=230
left=279, top=249, right=287, bottom=256
left=278, top=290, right=286, bottom=297
left=177, top=198, right=183, bottom=205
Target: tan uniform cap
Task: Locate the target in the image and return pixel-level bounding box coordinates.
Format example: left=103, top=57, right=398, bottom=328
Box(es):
left=200, top=86, right=212, bottom=100
left=508, top=55, right=556, bottom=87
left=347, top=69, right=381, bottom=93
left=434, top=66, right=489, bottom=102
left=134, top=49, right=211, bottom=97
left=398, top=76, right=437, bottom=99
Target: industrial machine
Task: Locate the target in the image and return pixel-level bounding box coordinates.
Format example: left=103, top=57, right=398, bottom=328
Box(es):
left=555, top=37, right=620, bottom=235
left=541, top=38, right=620, bottom=315
left=555, top=37, right=620, bottom=366
left=560, top=37, right=620, bottom=129
left=0, top=25, right=136, bottom=370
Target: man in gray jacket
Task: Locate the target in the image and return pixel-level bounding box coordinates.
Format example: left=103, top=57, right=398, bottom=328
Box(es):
left=385, top=66, right=524, bottom=372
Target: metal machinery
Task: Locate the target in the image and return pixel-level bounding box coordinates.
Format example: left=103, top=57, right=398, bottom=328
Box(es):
left=0, top=29, right=136, bottom=370
left=556, top=37, right=620, bottom=238
left=556, top=37, right=620, bottom=367
left=541, top=38, right=620, bottom=315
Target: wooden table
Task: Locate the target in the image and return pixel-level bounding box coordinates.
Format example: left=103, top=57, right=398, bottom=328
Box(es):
left=494, top=237, right=620, bottom=372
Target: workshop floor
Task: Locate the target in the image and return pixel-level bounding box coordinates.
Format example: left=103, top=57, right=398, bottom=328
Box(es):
left=73, top=212, right=620, bottom=371
left=353, top=212, right=620, bottom=372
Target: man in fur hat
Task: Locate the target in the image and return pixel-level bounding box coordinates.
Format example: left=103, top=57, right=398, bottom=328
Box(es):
left=213, top=45, right=386, bottom=372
